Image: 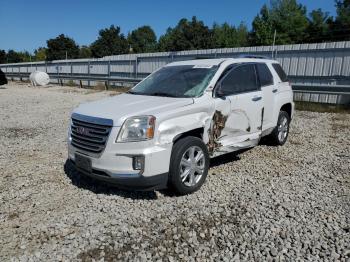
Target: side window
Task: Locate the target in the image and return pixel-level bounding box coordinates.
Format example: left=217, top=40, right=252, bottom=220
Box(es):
left=272, top=63, right=288, bottom=82
left=220, top=64, right=258, bottom=95
left=216, top=65, right=234, bottom=82
left=256, top=63, right=274, bottom=86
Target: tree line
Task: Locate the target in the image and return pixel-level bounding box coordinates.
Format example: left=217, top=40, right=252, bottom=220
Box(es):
left=1, top=0, right=349, bottom=64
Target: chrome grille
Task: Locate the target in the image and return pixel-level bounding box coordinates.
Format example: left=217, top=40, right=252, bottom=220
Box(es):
left=70, top=114, right=113, bottom=155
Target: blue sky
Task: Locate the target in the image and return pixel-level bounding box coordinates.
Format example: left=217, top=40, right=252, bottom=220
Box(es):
left=0, top=0, right=336, bottom=52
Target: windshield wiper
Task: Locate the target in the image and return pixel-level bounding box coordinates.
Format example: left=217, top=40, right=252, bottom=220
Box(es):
left=149, top=92, right=177, bottom=97
left=128, top=91, right=180, bottom=97
left=127, top=90, right=144, bottom=95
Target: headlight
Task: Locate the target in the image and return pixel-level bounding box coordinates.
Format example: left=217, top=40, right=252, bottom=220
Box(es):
left=116, top=116, right=156, bottom=142
left=68, top=118, right=72, bottom=142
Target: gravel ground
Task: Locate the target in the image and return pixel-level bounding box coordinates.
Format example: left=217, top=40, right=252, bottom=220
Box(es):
left=0, top=82, right=349, bottom=261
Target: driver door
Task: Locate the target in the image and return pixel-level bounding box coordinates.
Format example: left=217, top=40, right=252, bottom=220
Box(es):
left=215, top=63, right=263, bottom=152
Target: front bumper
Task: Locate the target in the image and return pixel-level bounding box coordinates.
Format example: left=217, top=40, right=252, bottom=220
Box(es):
left=68, top=125, right=173, bottom=190
left=70, top=159, right=168, bottom=190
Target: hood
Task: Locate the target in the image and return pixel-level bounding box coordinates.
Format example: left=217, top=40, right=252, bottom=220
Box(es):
left=73, top=93, right=194, bottom=126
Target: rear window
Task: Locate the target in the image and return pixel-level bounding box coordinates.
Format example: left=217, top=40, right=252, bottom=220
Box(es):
left=272, top=63, right=288, bottom=82
left=256, top=63, right=273, bottom=86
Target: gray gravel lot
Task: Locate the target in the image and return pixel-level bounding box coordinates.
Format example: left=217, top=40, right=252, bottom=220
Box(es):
left=0, top=82, right=349, bottom=261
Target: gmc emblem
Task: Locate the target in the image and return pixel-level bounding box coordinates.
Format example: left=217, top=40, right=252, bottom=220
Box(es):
left=76, top=126, right=90, bottom=136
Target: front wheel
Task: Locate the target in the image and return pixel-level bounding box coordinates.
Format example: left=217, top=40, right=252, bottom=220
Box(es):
left=268, top=111, right=290, bottom=146
left=169, top=136, right=209, bottom=195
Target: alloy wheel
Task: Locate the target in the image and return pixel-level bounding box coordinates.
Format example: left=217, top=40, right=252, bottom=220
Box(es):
left=179, top=146, right=205, bottom=187
left=277, top=115, right=289, bottom=143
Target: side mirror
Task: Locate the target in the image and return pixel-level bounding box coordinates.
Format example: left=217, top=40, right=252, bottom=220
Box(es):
left=214, top=83, right=225, bottom=98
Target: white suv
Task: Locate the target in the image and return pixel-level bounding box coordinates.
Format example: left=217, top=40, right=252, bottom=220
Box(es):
left=68, top=57, right=294, bottom=195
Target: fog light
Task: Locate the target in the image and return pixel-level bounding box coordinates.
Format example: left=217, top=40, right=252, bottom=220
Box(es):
left=132, top=156, right=144, bottom=170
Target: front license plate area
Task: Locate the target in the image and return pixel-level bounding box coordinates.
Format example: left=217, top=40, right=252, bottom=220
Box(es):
left=75, top=154, right=92, bottom=173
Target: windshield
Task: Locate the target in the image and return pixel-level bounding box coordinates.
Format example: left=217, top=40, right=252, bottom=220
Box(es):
left=129, top=65, right=218, bottom=98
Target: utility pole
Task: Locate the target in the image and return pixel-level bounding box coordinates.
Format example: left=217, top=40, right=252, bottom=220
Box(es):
left=272, top=29, right=277, bottom=58
left=129, top=45, right=133, bottom=78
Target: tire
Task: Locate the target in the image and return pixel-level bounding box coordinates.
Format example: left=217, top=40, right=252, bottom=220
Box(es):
left=169, top=136, right=209, bottom=195
left=268, top=111, right=290, bottom=146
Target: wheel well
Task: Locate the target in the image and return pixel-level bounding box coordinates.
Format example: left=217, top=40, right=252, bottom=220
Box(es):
left=173, top=128, right=204, bottom=144
left=280, top=103, right=292, bottom=118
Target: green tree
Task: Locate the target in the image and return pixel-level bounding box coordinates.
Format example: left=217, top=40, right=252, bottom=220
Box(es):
left=127, top=26, right=157, bottom=53
left=213, top=22, right=237, bottom=48
left=17, top=51, right=33, bottom=62
left=306, top=9, right=331, bottom=42
left=34, top=47, right=47, bottom=61
left=330, top=0, right=350, bottom=40
left=236, top=23, right=249, bottom=47
left=335, top=0, right=350, bottom=28
left=0, top=50, right=6, bottom=64
left=251, top=0, right=309, bottom=45
left=213, top=22, right=249, bottom=48
left=251, top=5, right=274, bottom=45
left=46, top=34, right=79, bottom=61
left=158, top=16, right=214, bottom=51
left=79, top=45, right=92, bottom=58
left=157, top=28, right=173, bottom=51
left=91, top=25, right=128, bottom=58
left=6, top=50, right=22, bottom=63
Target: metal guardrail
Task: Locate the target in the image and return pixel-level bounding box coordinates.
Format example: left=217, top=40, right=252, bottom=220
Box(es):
left=293, top=89, right=350, bottom=95
left=4, top=72, right=142, bottom=84
left=292, top=84, right=350, bottom=105
left=5, top=71, right=350, bottom=96
left=292, top=84, right=350, bottom=95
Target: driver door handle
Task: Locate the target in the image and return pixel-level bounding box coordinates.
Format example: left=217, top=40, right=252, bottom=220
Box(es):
left=252, top=96, right=262, bottom=102
left=272, top=88, right=278, bottom=93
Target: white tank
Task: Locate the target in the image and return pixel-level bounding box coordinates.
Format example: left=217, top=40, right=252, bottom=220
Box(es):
left=29, top=71, right=50, bottom=86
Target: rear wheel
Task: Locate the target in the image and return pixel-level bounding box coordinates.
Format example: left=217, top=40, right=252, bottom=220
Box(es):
left=268, top=111, right=290, bottom=146
left=169, top=136, right=209, bottom=195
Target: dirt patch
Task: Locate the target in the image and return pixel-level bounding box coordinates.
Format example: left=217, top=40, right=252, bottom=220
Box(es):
left=7, top=212, right=19, bottom=220
left=109, top=91, right=122, bottom=96
left=331, top=114, right=350, bottom=132
left=55, top=88, right=100, bottom=95
left=289, top=138, right=303, bottom=145
left=77, top=204, right=247, bottom=261
left=0, top=127, right=39, bottom=139
left=295, top=101, right=350, bottom=113
left=77, top=245, right=132, bottom=262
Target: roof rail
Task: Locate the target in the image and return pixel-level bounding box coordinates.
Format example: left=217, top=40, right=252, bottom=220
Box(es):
left=238, top=54, right=271, bottom=59
left=193, top=56, right=215, bottom=60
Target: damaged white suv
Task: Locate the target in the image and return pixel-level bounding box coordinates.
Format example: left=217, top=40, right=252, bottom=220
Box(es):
left=68, top=57, right=294, bottom=195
